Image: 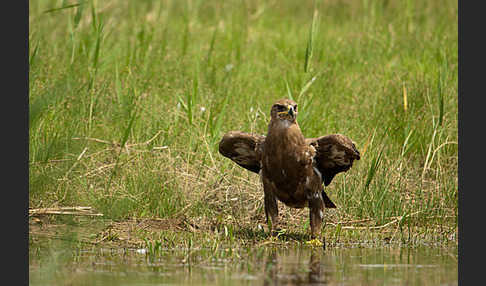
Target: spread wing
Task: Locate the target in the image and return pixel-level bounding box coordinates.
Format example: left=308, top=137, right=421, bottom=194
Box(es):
left=306, top=134, right=360, bottom=186
left=218, top=131, right=265, bottom=174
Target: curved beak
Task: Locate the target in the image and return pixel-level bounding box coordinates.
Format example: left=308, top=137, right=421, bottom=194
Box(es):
left=288, top=105, right=295, bottom=117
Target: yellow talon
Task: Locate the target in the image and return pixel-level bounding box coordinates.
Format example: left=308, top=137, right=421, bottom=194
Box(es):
left=306, top=238, right=324, bottom=247
left=260, top=236, right=278, bottom=245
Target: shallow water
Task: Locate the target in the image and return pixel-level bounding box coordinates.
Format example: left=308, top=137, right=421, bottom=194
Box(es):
left=29, top=240, right=457, bottom=286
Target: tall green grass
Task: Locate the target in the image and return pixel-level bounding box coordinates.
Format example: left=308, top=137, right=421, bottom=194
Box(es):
left=29, top=0, right=457, bottom=239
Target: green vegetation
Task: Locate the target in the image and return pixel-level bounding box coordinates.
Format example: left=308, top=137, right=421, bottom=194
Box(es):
left=29, top=0, right=457, bottom=246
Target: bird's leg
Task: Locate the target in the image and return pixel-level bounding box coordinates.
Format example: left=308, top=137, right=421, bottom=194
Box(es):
left=261, top=173, right=279, bottom=236
left=308, top=191, right=325, bottom=246
left=263, top=190, right=279, bottom=236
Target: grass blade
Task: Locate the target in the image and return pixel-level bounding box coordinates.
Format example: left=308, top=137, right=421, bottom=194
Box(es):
left=211, top=95, right=229, bottom=144
left=437, top=68, right=444, bottom=127
left=284, top=78, right=294, bottom=101
left=304, top=3, right=319, bottom=73
left=92, top=21, right=103, bottom=70
left=115, top=63, right=122, bottom=104
left=106, top=92, right=139, bottom=192
left=365, top=146, right=384, bottom=189
left=401, top=129, right=414, bottom=157
left=90, top=0, right=97, bottom=32
left=298, top=75, right=317, bottom=101
left=206, top=28, right=217, bottom=65
left=402, top=83, right=408, bottom=112
left=73, top=2, right=85, bottom=29
left=43, top=2, right=83, bottom=14
left=29, top=40, right=40, bottom=67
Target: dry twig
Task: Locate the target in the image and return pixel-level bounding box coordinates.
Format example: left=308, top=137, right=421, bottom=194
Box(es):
left=29, top=206, right=103, bottom=217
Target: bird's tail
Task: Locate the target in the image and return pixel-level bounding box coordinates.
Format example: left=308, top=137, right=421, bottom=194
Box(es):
left=321, top=189, right=336, bottom=208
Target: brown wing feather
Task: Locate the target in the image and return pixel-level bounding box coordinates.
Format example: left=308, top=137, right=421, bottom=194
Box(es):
left=218, top=131, right=265, bottom=174
left=307, top=134, right=360, bottom=186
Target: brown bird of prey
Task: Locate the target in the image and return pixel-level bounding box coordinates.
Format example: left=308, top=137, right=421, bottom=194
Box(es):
left=218, top=99, right=360, bottom=244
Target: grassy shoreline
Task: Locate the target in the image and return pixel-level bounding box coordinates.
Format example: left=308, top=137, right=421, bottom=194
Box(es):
left=30, top=214, right=456, bottom=252
left=29, top=0, right=457, bottom=246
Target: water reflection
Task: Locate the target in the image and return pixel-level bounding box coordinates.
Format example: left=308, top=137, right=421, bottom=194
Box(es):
left=260, top=246, right=457, bottom=286
left=264, top=248, right=327, bottom=286
left=30, top=236, right=458, bottom=286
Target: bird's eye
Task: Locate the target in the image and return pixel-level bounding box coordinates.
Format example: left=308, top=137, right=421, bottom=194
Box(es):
left=275, top=105, right=287, bottom=112
left=293, top=105, right=298, bottom=111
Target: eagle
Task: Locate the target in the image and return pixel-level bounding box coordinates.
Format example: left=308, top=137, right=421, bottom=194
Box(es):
left=218, top=99, right=360, bottom=244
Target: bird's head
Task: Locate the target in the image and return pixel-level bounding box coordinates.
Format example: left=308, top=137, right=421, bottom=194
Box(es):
left=270, top=99, right=298, bottom=124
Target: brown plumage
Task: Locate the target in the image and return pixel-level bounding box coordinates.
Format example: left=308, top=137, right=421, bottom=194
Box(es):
left=218, top=99, right=360, bottom=240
